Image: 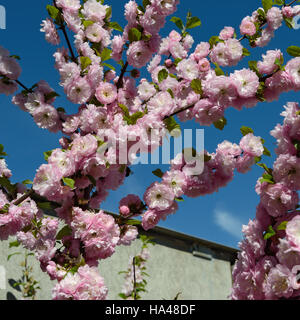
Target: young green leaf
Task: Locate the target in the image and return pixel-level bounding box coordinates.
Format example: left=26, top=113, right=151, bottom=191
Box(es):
left=158, top=69, right=168, bottom=83
left=152, top=169, right=164, bottom=178
left=186, top=16, right=201, bottom=29
left=287, top=46, right=300, bottom=57
left=170, top=17, right=184, bottom=30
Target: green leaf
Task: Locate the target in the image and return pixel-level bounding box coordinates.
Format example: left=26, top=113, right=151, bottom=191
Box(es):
left=277, top=221, right=288, bottom=231
left=0, top=144, right=7, bottom=157
left=167, top=88, right=174, bottom=99
left=10, top=55, right=21, bottom=60
left=100, top=48, right=112, bottom=61
left=240, top=126, right=254, bottom=136
left=248, top=60, right=261, bottom=77
left=125, top=219, right=142, bottom=226
left=175, top=197, right=184, bottom=202
left=284, top=17, right=294, bottom=29
left=80, top=56, right=92, bottom=70
left=22, top=179, right=33, bottom=185
left=204, top=154, right=212, bottom=162
left=264, top=225, right=276, bottom=240
left=213, top=117, right=227, bottom=130
left=257, top=163, right=272, bottom=175
left=190, top=79, right=203, bottom=95
left=44, top=91, right=60, bottom=102
left=287, top=46, right=300, bottom=57
left=46, top=5, right=60, bottom=21
left=62, top=177, right=75, bottom=189
left=186, top=16, right=201, bottom=29
left=263, top=146, right=271, bottom=157
left=83, top=20, right=94, bottom=28
left=170, top=17, right=184, bottom=30
left=119, top=293, right=127, bottom=299
left=119, top=103, right=130, bottom=117
left=9, top=240, right=20, bottom=248
left=214, top=64, right=225, bottom=76
left=56, top=225, right=72, bottom=240
left=152, top=169, right=164, bottom=178
left=43, top=150, right=53, bottom=162
left=128, top=28, right=142, bottom=42
left=209, top=36, right=220, bottom=48
left=109, top=22, right=123, bottom=32
left=102, top=63, right=116, bottom=71
left=164, top=116, right=181, bottom=137
left=0, top=177, right=17, bottom=195
left=242, top=48, right=251, bottom=57
left=262, top=0, right=273, bottom=13
left=143, top=0, right=151, bottom=9
left=37, top=201, right=60, bottom=210
left=158, top=69, right=168, bottom=83
left=57, top=107, right=66, bottom=113
left=7, top=252, right=21, bottom=261
left=105, top=6, right=112, bottom=20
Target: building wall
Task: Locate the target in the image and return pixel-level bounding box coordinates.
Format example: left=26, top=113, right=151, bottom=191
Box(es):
left=0, top=226, right=237, bottom=300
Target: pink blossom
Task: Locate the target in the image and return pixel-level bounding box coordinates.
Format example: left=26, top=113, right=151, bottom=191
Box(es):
left=119, top=194, right=144, bottom=217
left=41, top=19, right=60, bottom=45
left=52, top=265, right=108, bottom=300
left=176, top=59, right=199, bottom=81
left=264, top=265, right=293, bottom=299
left=127, top=41, right=153, bottom=69
left=267, top=7, right=283, bottom=30
left=162, top=170, right=187, bottom=197
left=240, top=133, right=264, bottom=157
left=118, top=225, right=138, bottom=246
left=260, top=183, right=299, bottom=217
left=231, top=68, right=259, bottom=98
left=285, top=57, right=300, bottom=90
left=95, top=82, right=117, bottom=105
left=219, top=26, right=235, bottom=40
left=81, top=0, right=109, bottom=25
left=257, top=50, right=283, bottom=75
left=33, top=104, right=60, bottom=132
left=240, top=16, right=256, bottom=36
left=0, top=46, right=21, bottom=80
left=0, top=159, right=12, bottom=178
left=193, top=42, right=210, bottom=61
left=142, top=209, right=161, bottom=230
left=65, top=77, right=92, bottom=104
left=273, top=154, right=300, bottom=190
left=144, top=182, right=175, bottom=211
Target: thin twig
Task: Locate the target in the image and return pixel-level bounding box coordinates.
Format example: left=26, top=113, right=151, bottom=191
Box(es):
left=14, top=80, right=32, bottom=93
left=13, top=189, right=34, bottom=206
left=287, top=0, right=298, bottom=6
left=116, top=62, right=129, bottom=89
left=53, top=0, right=76, bottom=62
left=132, top=256, right=137, bottom=300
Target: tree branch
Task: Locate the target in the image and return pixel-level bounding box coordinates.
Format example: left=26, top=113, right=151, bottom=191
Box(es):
left=116, top=62, right=129, bottom=89
left=53, top=0, right=76, bottom=62
left=13, top=189, right=34, bottom=206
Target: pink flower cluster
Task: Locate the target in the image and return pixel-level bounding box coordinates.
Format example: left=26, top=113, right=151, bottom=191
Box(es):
left=142, top=133, right=264, bottom=230
left=232, top=102, right=300, bottom=300
left=1, top=0, right=300, bottom=301
left=0, top=46, right=21, bottom=95
left=52, top=264, right=108, bottom=300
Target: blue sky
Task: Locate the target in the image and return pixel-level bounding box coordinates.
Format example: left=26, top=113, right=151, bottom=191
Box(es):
left=0, top=0, right=299, bottom=248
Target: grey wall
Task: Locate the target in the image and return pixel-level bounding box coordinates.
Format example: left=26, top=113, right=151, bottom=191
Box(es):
left=0, top=227, right=237, bottom=300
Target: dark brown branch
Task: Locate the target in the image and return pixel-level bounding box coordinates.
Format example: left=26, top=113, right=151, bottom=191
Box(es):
left=116, top=62, right=129, bottom=89
left=13, top=189, right=34, bottom=206
left=53, top=0, right=76, bottom=62
left=132, top=256, right=137, bottom=300
left=14, top=80, right=32, bottom=93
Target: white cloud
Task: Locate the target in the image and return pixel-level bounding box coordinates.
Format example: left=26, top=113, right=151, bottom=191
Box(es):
left=214, top=209, right=244, bottom=239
